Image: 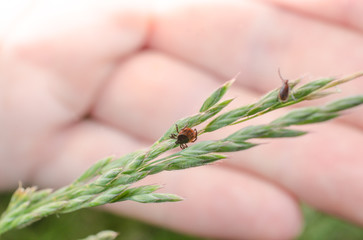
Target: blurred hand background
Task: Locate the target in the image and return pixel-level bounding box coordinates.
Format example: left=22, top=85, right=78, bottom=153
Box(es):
left=1, top=1, right=363, bottom=239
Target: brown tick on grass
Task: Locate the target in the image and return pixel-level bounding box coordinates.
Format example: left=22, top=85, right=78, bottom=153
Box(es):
left=170, top=124, right=198, bottom=149
left=278, top=69, right=295, bottom=102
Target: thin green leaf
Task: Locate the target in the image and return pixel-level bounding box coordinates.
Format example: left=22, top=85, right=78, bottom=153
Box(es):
left=294, top=112, right=339, bottom=125
left=94, top=168, right=123, bottom=186
left=226, top=125, right=306, bottom=141
left=128, top=193, right=183, bottom=203
left=204, top=105, right=251, bottom=132
left=164, top=154, right=226, bottom=170
left=75, top=157, right=113, bottom=184
left=294, top=78, right=334, bottom=99
left=88, top=185, right=130, bottom=207
left=323, top=95, right=363, bottom=113
left=271, top=107, right=320, bottom=127
left=110, top=185, right=161, bottom=203
left=79, top=230, right=119, bottom=240
left=199, top=75, right=236, bottom=112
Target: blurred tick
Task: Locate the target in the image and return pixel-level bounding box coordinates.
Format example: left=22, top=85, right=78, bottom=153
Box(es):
left=170, top=124, right=198, bottom=149
left=278, top=69, right=295, bottom=102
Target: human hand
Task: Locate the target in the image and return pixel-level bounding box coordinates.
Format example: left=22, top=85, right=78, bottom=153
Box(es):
left=1, top=1, right=363, bottom=240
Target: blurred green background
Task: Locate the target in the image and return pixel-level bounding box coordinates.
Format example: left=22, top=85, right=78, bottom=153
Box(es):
left=1, top=192, right=363, bottom=240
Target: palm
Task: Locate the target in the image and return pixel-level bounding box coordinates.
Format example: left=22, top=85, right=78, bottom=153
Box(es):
left=1, top=1, right=363, bottom=239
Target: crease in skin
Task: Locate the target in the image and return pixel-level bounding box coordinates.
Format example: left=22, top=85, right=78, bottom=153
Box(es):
left=260, top=0, right=363, bottom=32
left=149, top=1, right=255, bottom=81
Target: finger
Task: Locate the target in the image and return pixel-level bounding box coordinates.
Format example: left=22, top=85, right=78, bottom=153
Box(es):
left=106, top=166, right=302, bottom=240
left=0, top=2, right=152, bottom=177
left=261, top=0, right=363, bottom=32
left=2, top=1, right=150, bottom=118
left=225, top=121, right=363, bottom=227
left=93, top=50, right=225, bottom=141
left=149, top=0, right=363, bottom=91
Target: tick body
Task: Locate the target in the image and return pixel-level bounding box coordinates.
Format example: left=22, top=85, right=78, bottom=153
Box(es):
left=170, top=124, right=197, bottom=149
left=278, top=69, right=293, bottom=102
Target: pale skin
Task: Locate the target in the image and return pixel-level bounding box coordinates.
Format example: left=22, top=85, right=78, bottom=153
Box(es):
left=1, top=1, right=363, bottom=239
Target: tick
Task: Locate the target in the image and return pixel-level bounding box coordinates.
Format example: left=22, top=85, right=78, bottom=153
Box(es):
left=278, top=69, right=295, bottom=102
left=170, top=124, right=198, bottom=149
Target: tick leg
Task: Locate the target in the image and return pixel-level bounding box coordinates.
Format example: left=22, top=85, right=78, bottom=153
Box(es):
left=170, top=133, right=177, bottom=139
left=175, top=124, right=179, bottom=133
left=278, top=68, right=287, bottom=83
left=180, top=123, right=188, bottom=131
left=191, top=129, right=198, bottom=142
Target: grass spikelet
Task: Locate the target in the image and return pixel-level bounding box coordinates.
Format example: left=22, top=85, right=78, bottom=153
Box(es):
left=1, top=71, right=363, bottom=235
